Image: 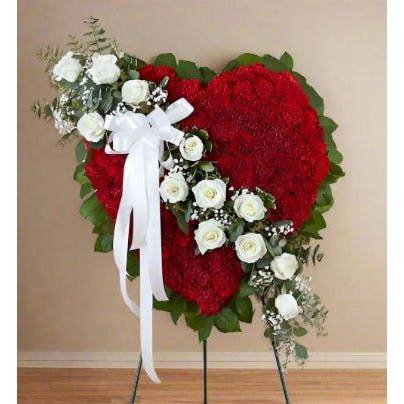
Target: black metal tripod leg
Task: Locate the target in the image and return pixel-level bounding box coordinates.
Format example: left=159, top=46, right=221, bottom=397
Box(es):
left=130, top=354, right=143, bottom=404
left=203, top=340, right=208, bottom=404
left=271, top=342, right=291, bottom=404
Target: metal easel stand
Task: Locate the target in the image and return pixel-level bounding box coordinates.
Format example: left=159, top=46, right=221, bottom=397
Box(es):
left=129, top=338, right=290, bottom=403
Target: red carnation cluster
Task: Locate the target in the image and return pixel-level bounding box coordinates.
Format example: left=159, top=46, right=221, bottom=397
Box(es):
left=85, top=63, right=329, bottom=315
left=161, top=209, right=243, bottom=315
left=142, top=64, right=329, bottom=229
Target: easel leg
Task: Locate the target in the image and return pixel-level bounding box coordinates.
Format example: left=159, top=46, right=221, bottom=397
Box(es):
left=203, top=340, right=208, bottom=404
left=271, top=341, right=291, bottom=404
left=129, top=354, right=143, bottom=404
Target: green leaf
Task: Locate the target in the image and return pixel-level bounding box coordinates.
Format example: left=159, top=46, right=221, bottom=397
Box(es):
left=292, top=72, right=324, bottom=115
left=80, top=183, right=93, bottom=198
left=238, top=278, right=257, bottom=297
left=295, top=343, right=308, bottom=359
left=280, top=52, right=293, bottom=70
left=228, top=220, right=245, bottom=243
left=100, top=92, right=113, bottom=114
left=75, top=141, right=87, bottom=163
left=169, top=294, right=187, bottom=325
left=326, top=163, right=345, bottom=184
left=199, top=66, right=216, bottom=85
left=185, top=314, right=207, bottom=330
left=214, top=308, right=241, bottom=333
left=79, top=194, right=107, bottom=226
left=222, top=59, right=238, bottom=71
left=126, top=253, right=140, bottom=278
left=177, top=60, right=201, bottom=79
left=73, top=163, right=89, bottom=185
left=128, top=69, right=139, bottom=79
left=234, top=53, right=262, bottom=67
left=262, top=54, right=288, bottom=72
left=300, top=209, right=326, bottom=239
left=94, top=234, right=113, bottom=252
left=199, top=162, right=215, bottom=173
left=328, top=149, right=343, bottom=164
left=198, top=316, right=214, bottom=341
left=315, top=182, right=334, bottom=213
left=173, top=210, right=189, bottom=234
left=240, top=262, right=253, bottom=273
left=89, top=139, right=105, bottom=149
left=293, top=327, right=308, bottom=337
left=154, top=53, right=177, bottom=69
left=319, top=116, right=338, bottom=135
left=235, top=297, right=254, bottom=323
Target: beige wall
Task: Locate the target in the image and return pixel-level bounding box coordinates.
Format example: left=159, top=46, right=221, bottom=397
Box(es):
left=18, top=0, right=386, bottom=354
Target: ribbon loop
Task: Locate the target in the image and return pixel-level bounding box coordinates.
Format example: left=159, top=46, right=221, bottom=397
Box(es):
left=104, top=98, right=194, bottom=383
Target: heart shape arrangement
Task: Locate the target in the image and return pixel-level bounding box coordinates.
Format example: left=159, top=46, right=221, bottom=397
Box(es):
left=33, top=18, right=344, bottom=383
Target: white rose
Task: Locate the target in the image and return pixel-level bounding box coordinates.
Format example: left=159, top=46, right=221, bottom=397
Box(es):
left=122, top=79, right=150, bottom=104
left=159, top=173, right=189, bottom=203
left=194, top=219, right=226, bottom=254
left=233, top=193, right=267, bottom=222
left=192, top=179, right=226, bottom=209
left=88, top=53, right=120, bottom=84
left=76, top=112, right=105, bottom=142
left=52, top=51, right=83, bottom=82
left=179, top=135, right=204, bottom=161
left=275, top=294, right=300, bottom=320
left=235, top=233, right=267, bottom=263
left=270, top=253, right=299, bottom=280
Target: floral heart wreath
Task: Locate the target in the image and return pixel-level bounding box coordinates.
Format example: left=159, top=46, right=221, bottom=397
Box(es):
left=33, top=17, right=344, bottom=382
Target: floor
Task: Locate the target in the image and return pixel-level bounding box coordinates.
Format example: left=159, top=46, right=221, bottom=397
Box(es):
left=18, top=368, right=386, bottom=403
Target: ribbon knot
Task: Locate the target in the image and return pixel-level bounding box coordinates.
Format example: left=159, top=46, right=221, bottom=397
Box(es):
left=104, top=98, right=194, bottom=383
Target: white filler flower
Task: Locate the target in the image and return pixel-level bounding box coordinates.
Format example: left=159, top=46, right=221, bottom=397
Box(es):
left=160, top=172, right=189, bottom=203
left=194, top=219, right=226, bottom=254
left=233, top=193, right=267, bottom=222
left=275, top=293, right=300, bottom=320
left=122, top=79, right=150, bottom=104
left=235, top=233, right=267, bottom=263
left=179, top=135, right=204, bottom=161
left=270, top=253, right=299, bottom=280
left=77, top=112, right=105, bottom=142
left=88, top=53, right=120, bottom=84
left=53, top=51, right=83, bottom=82
left=192, top=179, right=226, bottom=209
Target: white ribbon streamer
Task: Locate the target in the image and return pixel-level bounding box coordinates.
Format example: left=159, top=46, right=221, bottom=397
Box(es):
left=104, top=98, right=194, bottom=383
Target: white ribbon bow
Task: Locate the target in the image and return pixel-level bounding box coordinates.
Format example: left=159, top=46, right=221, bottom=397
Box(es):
left=104, top=98, right=194, bottom=383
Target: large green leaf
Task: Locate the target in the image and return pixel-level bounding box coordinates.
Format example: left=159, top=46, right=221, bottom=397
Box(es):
left=262, top=54, right=288, bottom=72
left=153, top=53, right=177, bottom=69
left=214, top=308, right=241, bottom=333
left=199, top=66, right=216, bottom=85
left=177, top=60, right=201, bottom=79
left=280, top=51, right=293, bottom=71
left=235, top=296, right=254, bottom=323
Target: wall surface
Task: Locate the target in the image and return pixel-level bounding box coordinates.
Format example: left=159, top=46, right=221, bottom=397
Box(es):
left=18, top=0, right=386, bottom=357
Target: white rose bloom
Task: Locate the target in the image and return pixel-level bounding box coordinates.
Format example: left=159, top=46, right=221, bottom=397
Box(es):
left=192, top=179, right=226, bottom=209
left=179, top=135, right=204, bottom=161
left=275, top=294, right=300, bottom=320
left=77, top=112, right=105, bottom=142
left=88, top=53, right=120, bottom=84
left=235, top=233, right=267, bottom=263
left=270, top=253, right=299, bottom=280
left=77, top=112, right=104, bottom=142
left=122, top=79, right=150, bottom=104
left=233, top=193, right=267, bottom=222
left=194, top=219, right=226, bottom=254
left=53, top=51, right=83, bottom=82
left=159, top=173, right=189, bottom=203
